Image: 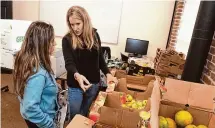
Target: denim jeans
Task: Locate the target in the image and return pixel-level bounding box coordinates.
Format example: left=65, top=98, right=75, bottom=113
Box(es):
left=68, top=83, right=99, bottom=121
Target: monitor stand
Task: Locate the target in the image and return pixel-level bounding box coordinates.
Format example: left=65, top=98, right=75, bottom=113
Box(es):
left=128, top=53, right=142, bottom=58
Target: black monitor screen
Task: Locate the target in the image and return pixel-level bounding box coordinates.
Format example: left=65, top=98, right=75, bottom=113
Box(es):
left=125, top=38, right=149, bottom=55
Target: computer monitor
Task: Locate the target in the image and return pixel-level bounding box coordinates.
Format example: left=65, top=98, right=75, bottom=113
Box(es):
left=125, top=38, right=149, bottom=57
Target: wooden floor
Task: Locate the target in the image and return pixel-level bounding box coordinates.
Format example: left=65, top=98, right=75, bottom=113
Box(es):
left=1, top=73, right=69, bottom=128
left=1, top=92, right=27, bottom=128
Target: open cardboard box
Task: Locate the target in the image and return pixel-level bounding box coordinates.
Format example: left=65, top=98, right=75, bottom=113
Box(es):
left=126, top=75, right=155, bottom=91
left=114, top=70, right=155, bottom=91
left=114, top=69, right=127, bottom=79
left=115, top=78, right=155, bottom=99
left=94, top=96, right=151, bottom=128
left=89, top=78, right=154, bottom=122
left=90, top=78, right=155, bottom=127
left=150, top=78, right=215, bottom=128
left=95, top=106, right=142, bottom=128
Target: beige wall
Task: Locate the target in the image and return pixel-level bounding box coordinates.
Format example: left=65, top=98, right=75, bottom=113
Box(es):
left=13, top=1, right=40, bottom=21
left=13, top=1, right=174, bottom=59
left=102, top=1, right=175, bottom=58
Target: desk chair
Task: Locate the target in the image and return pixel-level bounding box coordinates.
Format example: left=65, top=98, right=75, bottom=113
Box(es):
left=101, top=46, right=111, bottom=59
left=121, top=53, right=128, bottom=62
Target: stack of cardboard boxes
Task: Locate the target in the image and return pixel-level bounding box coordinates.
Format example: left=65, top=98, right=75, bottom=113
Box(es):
left=154, top=48, right=185, bottom=79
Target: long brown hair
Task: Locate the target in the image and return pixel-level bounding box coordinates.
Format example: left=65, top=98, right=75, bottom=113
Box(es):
left=13, top=21, right=54, bottom=97
left=66, top=6, right=99, bottom=50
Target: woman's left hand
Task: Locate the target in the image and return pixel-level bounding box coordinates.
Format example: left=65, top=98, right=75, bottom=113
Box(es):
left=106, top=73, right=118, bottom=84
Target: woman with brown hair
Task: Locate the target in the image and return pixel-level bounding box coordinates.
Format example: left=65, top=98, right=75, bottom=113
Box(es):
left=62, top=6, right=117, bottom=120
left=14, top=21, right=58, bottom=128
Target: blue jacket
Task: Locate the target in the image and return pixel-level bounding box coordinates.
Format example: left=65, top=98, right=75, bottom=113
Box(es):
left=19, top=67, right=58, bottom=128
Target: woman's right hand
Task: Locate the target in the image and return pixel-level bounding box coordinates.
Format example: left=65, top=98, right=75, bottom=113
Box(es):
left=74, top=73, right=92, bottom=92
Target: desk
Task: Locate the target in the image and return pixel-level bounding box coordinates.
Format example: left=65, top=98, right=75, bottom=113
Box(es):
left=127, top=56, right=155, bottom=76
left=128, top=56, right=154, bottom=69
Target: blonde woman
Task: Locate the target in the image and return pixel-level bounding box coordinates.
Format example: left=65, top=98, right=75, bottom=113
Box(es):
left=62, top=6, right=117, bottom=120
left=14, top=21, right=58, bottom=128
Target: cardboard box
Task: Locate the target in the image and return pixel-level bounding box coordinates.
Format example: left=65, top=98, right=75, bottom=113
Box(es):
left=154, top=48, right=185, bottom=78
left=0, top=19, right=32, bottom=52
left=0, top=49, right=15, bottom=69
left=114, top=70, right=155, bottom=91
left=66, top=114, right=95, bottom=128
left=95, top=106, right=141, bottom=128
left=150, top=78, right=215, bottom=128
left=116, top=76, right=155, bottom=93
left=89, top=91, right=107, bottom=122
left=89, top=78, right=155, bottom=125
left=103, top=90, right=152, bottom=111
left=94, top=94, right=151, bottom=128
left=89, top=81, right=116, bottom=122
left=114, top=69, right=127, bottom=79
left=50, top=56, right=66, bottom=78
left=90, top=79, right=154, bottom=127
left=50, top=48, right=66, bottom=78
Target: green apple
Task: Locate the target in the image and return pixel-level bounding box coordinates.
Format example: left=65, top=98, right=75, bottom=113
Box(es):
left=126, top=94, right=133, bottom=102
left=132, top=103, right=138, bottom=109
left=142, top=100, right=147, bottom=106
left=136, top=101, right=143, bottom=107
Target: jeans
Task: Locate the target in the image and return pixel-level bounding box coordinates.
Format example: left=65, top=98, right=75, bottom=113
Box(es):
left=68, top=83, right=99, bottom=121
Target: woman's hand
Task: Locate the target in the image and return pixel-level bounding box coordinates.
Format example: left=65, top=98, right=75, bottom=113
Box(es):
left=74, top=73, right=92, bottom=92
left=106, top=73, right=118, bottom=84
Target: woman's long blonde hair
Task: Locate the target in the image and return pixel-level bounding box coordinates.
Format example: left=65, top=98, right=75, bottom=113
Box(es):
left=13, top=21, right=54, bottom=98
left=66, top=6, right=99, bottom=50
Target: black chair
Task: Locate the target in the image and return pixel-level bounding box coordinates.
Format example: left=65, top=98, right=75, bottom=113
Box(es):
left=121, top=53, right=128, bottom=62
left=101, top=46, right=111, bottom=59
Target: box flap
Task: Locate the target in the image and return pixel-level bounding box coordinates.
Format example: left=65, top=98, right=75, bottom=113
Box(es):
left=99, top=106, right=141, bottom=128
left=115, top=70, right=127, bottom=79
left=104, top=91, right=122, bottom=108
left=188, top=83, right=215, bottom=111
left=162, top=78, right=191, bottom=105
left=126, top=75, right=154, bottom=86
left=127, top=84, right=147, bottom=91
left=116, top=78, right=135, bottom=96
left=163, top=78, right=215, bottom=111
left=119, top=110, right=140, bottom=128
left=89, top=91, right=107, bottom=119
left=126, top=75, right=155, bottom=91
left=99, top=106, right=122, bottom=127
left=66, top=114, right=94, bottom=128
left=135, top=81, right=154, bottom=100
left=208, top=114, right=215, bottom=128
left=150, top=80, right=161, bottom=128
left=188, top=107, right=211, bottom=126
left=116, top=78, right=128, bottom=93
left=142, top=75, right=155, bottom=84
